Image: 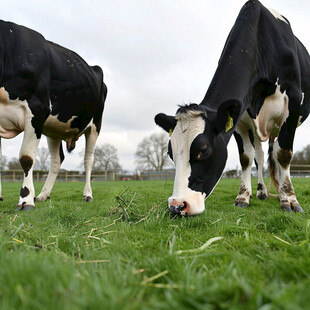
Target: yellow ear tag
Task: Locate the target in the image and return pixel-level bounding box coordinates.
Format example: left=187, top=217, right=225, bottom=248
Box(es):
left=169, top=128, right=173, bottom=137
left=225, top=112, right=233, bottom=132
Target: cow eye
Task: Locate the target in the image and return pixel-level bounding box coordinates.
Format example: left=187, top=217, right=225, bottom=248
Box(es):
left=197, top=146, right=208, bottom=160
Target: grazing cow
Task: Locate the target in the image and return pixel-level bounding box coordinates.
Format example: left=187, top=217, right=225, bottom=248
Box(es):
left=0, top=20, right=107, bottom=211
left=155, top=0, right=310, bottom=216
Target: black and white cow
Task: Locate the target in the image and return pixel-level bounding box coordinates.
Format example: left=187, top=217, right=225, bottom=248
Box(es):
left=155, top=0, right=310, bottom=216
left=0, top=20, right=107, bottom=211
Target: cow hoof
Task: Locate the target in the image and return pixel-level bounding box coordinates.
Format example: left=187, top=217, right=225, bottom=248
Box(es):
left=257, top=194, right=268, bottom=200
left=15, top=204, right=35, bottom=212
left=281, top=205, right=304, bottom=213
left=292, top=205, right=304, bottom=213
left=234, top=202, right=249, bottom=208
left=0, top=196, right=3, bottom=201
left=280, top=206, right=293, bottom=212
left=83, top=196, right=93, bottom=202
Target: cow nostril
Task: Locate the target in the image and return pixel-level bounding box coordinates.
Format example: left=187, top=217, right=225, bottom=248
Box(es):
left=169, top=201, right=187, bottom=214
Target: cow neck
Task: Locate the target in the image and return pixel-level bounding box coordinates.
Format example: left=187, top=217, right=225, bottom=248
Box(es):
left=199, top=0, right=262, bottom=114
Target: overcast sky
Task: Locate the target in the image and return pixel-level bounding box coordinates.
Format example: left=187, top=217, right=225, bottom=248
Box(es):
left=2, top=0, right=310, bottom=172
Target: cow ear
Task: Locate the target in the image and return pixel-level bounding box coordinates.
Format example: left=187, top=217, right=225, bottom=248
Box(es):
left=155, top=113, right=177, bottom=133
left=214, top=100, right=242, bottom=135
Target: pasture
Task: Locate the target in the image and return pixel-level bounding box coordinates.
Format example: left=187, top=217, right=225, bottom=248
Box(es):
left=0, top=178, right=310, bottom=309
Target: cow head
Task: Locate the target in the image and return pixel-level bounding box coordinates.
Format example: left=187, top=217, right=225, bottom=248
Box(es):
left=155, top=101, right=242, bottom=216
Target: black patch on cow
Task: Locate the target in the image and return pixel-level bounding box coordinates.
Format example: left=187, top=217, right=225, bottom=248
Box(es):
left=20, top=155, right=33, bottom=177
left=277, top=149, right=292, bottom=169
left=59, top=143, right=65, bottom=163
left=155, top=113, right=177, bottom=133
left=248, top=129, right=255, bottom=148
left=277, top=94, right=301, bottom=151
left=254, top=158, right=258, bottom=170
left=20, top=186, right=30, bottom=198
left=31, top=117, right=43, bottom=139
left=246, top=79, right=277, bottom=119
left=257, top=183, right=263, bottom=191
left=167, top=140, right=173, bottom=160
left=233, top=132, right=244, bottom=155
left=0, top=20, right=107, bottom=139
left=188, top=124, right=228, bottom=197
left=240, top=154, right=250, bottom=171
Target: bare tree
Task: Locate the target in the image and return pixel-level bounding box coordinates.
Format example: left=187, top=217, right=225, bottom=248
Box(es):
left=80, top=143, right=121, bottom=171
left=34, top=147, right=50, bottom=170
left=135, top=132, right=171, bottom=171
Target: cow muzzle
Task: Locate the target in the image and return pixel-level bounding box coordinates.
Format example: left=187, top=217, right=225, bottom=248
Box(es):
left=168, top=193, right=205, bottom=216
left=168, top=201, right=188, bottom=216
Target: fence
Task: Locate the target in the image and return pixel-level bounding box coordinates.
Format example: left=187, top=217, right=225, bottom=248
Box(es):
left=290, top=165, right=310, bottom=177
left=1, top=165, right=309, bottom=183
left=140, top=165, right=310, bottom=181
left=0, top=169, right=120, bottom=182
left=140, top=170, right=175, bottom=180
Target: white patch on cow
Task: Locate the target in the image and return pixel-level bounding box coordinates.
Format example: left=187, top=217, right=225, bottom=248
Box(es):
left=252, top=85, right=289, bottom=141
left=275, top=78, right=279, bottom=85
left=234, top=122, right=255, bottom=205
left=83, top=123, right=99, bottom=200
left=169, top=111, right=206, bottom=215
left=298, top=92, right=305, bottom=126
left=272, top=140, right=300, bottom=208
left=0, top=87, right=29, bottom=138
left=267, top=8, right=288, bottom=24
left=0, top=87, right=42, bottom=207
left=35, top=138, right=62, bottom=202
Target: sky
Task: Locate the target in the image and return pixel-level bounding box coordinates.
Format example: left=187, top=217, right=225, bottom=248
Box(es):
left=2, top=0, right=310, bottom=172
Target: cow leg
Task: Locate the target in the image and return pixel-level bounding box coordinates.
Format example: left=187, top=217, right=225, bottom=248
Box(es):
left=271, top=139, right=303, bottom=212
left=83, top=124, right=99, bottom=202
left=0, top=138, right=3, bottom=201
left=271, top=90, right=303, bottom=212
left=233, top=129, right=255, bottom=208
left=254, top=136, right=268, bottom=200
left=36, top=138, right=64, bottom=202
left=15, top=120, right=41, bottom=211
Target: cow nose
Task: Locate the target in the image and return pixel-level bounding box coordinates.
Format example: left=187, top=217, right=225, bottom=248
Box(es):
left=168, top=201, right=188, bottom=216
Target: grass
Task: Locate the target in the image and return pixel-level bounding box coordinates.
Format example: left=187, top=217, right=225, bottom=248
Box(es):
left=0, top=178, right=310, bottom=309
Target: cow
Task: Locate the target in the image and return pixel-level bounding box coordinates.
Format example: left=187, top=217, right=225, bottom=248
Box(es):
left=155, top=0, right=310, bottom=216
left=0, top=20, right=107, bottom=211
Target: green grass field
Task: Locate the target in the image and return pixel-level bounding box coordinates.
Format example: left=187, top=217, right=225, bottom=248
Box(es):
left=0, top=178, right=310, bottom=310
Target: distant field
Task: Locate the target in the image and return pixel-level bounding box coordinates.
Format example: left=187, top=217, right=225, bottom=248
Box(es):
left=0, top=178, right=310, bottom=310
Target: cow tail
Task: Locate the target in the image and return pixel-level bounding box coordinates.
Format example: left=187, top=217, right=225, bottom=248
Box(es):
left=93, top=66, right=107, bottom=134
left=267, top=136, right=279, bottom=197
